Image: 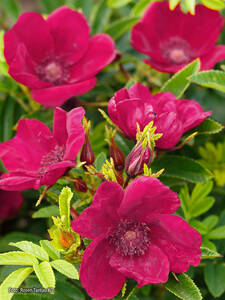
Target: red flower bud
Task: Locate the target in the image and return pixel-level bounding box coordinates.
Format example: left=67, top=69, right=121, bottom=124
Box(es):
left=110, top=139, right=125, bottom=171
left=73, top=178, right=88, bottom=193
left=80, top=134, right=95, bottom=166
left=125, top=144, right=152, bottom=178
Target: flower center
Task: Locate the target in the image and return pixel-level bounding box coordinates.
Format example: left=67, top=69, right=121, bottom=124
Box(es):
left=39, top=145, right=65, bottom=175
left=36, top=57, right=71, bottom=85
left=108, top=219, right=150, bottom=257
left=45, top=62, right=63, bottom=83
left=162, top=38, right=193, bottom=65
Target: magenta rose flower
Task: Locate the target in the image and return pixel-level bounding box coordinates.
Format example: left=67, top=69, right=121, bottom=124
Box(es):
left=4, top=6, right=115, bottom=106
left=131, top=2, right=225, bottom=73
left=0, top=189, right=23, bottom=220
left=72, top=177, right=201, bottom=299
left=108, top=83, right=211, bottom=149
left=0, top=107, right=85, bottom=191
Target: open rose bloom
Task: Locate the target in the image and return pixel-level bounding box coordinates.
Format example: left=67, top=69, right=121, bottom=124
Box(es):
left=108, top=83, right=211, bottom=149
left=72, top=177, right=201, bottom=299
left=131, top=2, right=225, bottom=72
left=4, top=6, right=115, bottom=106
left=0, top=107, right=85, bottom=190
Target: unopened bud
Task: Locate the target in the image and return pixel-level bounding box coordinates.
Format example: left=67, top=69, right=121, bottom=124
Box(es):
left=60, top=231, right=75, bottom=248
left=80, top=134, right=95, bottom=166
left=73, top=178, right=88, bottom=193
left=125, top=144, right=152, bottom=178
left=110, top=139, right=125, bottom=171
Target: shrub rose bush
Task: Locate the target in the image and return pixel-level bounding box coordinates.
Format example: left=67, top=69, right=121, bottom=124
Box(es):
left=0, top=1, right=224, bottom=300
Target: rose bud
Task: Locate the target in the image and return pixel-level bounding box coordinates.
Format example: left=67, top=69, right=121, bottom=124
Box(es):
left=80, top=134, right=95, bottom=166
left=125, top=144, right=152, bottom=178
left=110, top=139, right=125, bottom=171
left=73, top=178, right=88, bottom=193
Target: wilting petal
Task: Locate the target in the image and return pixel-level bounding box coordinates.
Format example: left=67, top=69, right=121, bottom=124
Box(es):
left=118, top=177, right=180, bottom=220
left=177, top=99, right=212, bottom=132
left=64, top=107, right=85, bottom=160
left=72, top=182, right=124, bottom=239
left=47, top=6, right=89, bottom=63
left=70, top=34, right=115, bottom=82
left=149, top=214, right=202, bottom=273
left=31, top=78, right=96, bottom=107
left=4, top=12, right=54, bottom=63
left=110, top=244, right=169, bottom=287
left=80, top=235, right=125, bottom=300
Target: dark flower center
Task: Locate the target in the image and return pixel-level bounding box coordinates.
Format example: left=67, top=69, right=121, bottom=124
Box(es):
left=36, top=57, right=71, bottom=85
left=39, top=145, right=65, bottom=175
left=108, top=219, right=150, bottom=257
left=162, top=38, right=193, bottom=65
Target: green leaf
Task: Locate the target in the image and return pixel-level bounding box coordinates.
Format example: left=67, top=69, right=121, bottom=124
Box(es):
left=151, top=155, right=212, bottom=183
left=189, top=220, right=208, bottom=235
left=204, top=262, right=225, bottom=297
left=107, top=0, right=133, bottom=8
left=165, top=273, right=202, bottom=300
left=0, top=267, right=33, bottom=300
left=189, top=181, right=215, bottom=218
left=95, top=152, right=107, bottom=171
left=40, top=240, right=60, bottom=260
left=91, top=0, right=111, bottom=34
left=0, top=232, right=41, bottom=253
left=179, top=185, right=190, bottom=219
left=202, top=215, right=219, bottom=231
left=191, top=181, right=213, bottom=204
left=201, top=247, right=222, bottom=259
left=132, top=0, right=154, bottom=16
left=9, top=241, right=49, bottom=262
left=189, top=70, right=225, bottom=93
left=201, top=0, right=225, bottom=10
left=169, top=0, right=181, bottom=9
left=193, top=118, right=223, bottom=135
left=105, top=16, right=139, bottom=40
left=207, top=225, right=225, bottom=239
left=161, top=59, right=200, bottom=98
left=33, top=261, right=55, bottom=289
left=51, top=259, right=79, bottom=279
left=73, top=0, right=93, bottom=19
left=1, top=0, right=20, bottom=20
left=202, top=238, right=217, bottom=251
left=0, top=252, right=38, bottom=266
left=59, top=187, right=73, bottom=229
left=38, top=0, right=64, bottom=13
left=32, top=205, right=59, bottom=219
